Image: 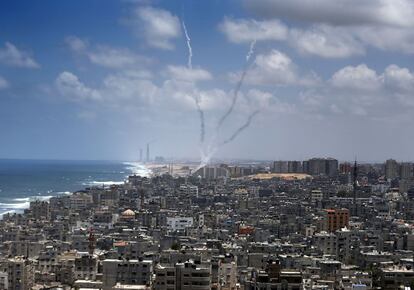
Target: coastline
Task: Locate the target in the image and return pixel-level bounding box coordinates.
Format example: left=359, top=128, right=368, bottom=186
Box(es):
left=0, top=161, right=151, bottom=216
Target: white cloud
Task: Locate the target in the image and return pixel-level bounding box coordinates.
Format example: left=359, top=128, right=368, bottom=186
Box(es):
left=56, top=71, right=102, bottom=102
left=101, top=72, right=158, bottom=106
left=0, top=42, right=40, bottom=68
left=66, top=36, right=150, bottom=69
left=356, top=26, right=414, bottom=54
left=130, top=6, right=181, bottom=50
left=0, top=76, right=8, bottom=89
left=244, top=0, right=414, bottom=27
left=330, top=64, right=382, bottom=91
left=165, top=65, right=212, bottom=82
left=231, top=0, right=414, bottom=56
left=384, top=65, right=414, bottom=91
left=247, top=50, right=297, bottom=85
left=65, top=36, right=88, bottom=52
left=219, top=17, right=288, bottom=43
left=289, top=25, right=365, bottom=58
left=298, top=63, right=414, bottom=119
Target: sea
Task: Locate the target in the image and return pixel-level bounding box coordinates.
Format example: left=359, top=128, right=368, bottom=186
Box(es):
left=0, top=159, right=150, bottom=215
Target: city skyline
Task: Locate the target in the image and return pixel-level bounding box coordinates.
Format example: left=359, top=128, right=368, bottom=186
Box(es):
left=1, top=1, right=414, bottom=161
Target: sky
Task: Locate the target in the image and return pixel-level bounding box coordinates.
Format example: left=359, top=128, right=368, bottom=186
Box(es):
left=1, top=0, right=414, bottom=162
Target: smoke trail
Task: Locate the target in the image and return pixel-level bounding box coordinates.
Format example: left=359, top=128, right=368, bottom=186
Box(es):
left=194, top=95, right=205, bottom=144
left=182, top=20, right=205, bottom=143
left=182, top=21, right=193, bottom=70
left=246, top=39, right=256, bottom=62
left=216, top=39, right=256, bottom=130
left=220, top=110, right=259, bottom=145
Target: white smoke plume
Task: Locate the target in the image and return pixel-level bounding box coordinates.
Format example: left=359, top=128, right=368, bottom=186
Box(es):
left=182, top=21, right=193, bottom=69
left=246, top=39, right=256, bottom=62
left=182, top=20, right=205, bottom=143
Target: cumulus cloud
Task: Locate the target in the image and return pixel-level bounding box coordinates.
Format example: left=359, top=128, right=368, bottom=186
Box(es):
left=0, top=76, right=8, bottom=89
left=0, top=42, right=40, bottom=68
left=55, top=68, right=222, bottom=113
left=298, top=63, right=414, bottom=119
left=129, top=6, right=181, bottom=50
left=236, top=49, right=319, bottom=86
left=330, top=64, right=382, bottom=91
left=289, top=25, right=365, bottom=58
left=164, top=65, right=212, bottom=82
left=356, top=26, right=414, bottom=54
left=244, top=0, right=414, bottom=27
left=219, top=17, right=288, bottom=43
left=245, top=50, right=297, bottom=85
left=65, top=36, right=150, bottom=69
left=56, top=71, right=102, bottom=102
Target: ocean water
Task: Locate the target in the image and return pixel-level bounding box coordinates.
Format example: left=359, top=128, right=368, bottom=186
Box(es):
left=0, top=159, right=150, bottom=215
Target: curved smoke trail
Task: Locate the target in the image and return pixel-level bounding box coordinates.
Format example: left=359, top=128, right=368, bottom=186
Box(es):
left=220, top=110, right=259, bottom=146
left=216, top=40, right=256, bottom=130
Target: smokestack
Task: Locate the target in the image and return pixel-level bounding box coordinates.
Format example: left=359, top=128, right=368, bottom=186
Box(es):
left=146, top=143, right=150, bottom=163
left=139, top=148, right=143, bottom=162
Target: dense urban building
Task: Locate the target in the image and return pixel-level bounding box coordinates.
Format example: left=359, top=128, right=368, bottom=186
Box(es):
left=0, top=157, right=413, bottom=289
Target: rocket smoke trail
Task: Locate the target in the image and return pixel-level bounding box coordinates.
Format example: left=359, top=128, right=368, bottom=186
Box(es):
left=194, top=39, right=258, bottom=170
left=182, top=21, right=193, bottom=70
left=194, top=96, right=205, bottom=144
left=221, top=110, right=259, bottom=145
left=246, top=39, right=256, bottom=62
left=216, top=40, right=256, bottom=130
left=182, top=20, right=205, bottom=143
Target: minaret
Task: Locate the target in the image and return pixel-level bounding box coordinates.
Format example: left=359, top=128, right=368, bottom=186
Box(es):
left=353, top=159, right=358, bottom=204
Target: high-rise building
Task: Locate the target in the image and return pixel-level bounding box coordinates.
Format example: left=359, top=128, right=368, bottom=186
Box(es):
left=146, top=143, right=150, bottom=163
left=272, top=161, right=288, bottom=173
left=287, top=161, right=303, bottom=173
left=326, top=158, right=339, bottom=177
left=400, top=162, right=413, bottom=180
left=385, top=159, right=399, bottom=180
left=306, top=158, right=338, bottom=177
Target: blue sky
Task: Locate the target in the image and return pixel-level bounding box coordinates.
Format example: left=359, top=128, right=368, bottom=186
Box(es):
left=1, top=0, right=414, bottom=162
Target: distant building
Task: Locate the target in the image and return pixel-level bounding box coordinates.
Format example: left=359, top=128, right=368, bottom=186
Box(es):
left=102, top=259, right=152, bottom=290
left=154, top=260, right=211, bottom=290
left=245, top=260, right=302, bottom=290
left=194, top=166, right=229, bottom=180
left=272, top=161, right=288, bottom=173
left=306, top=158, right=338, bottom=177
left=400, top=162, right=413, bottom=180
left=324, top=208, right=349, bottom=232
left=287, top=161, right=302, bottom=173
left=339, top=162, right=352, bottom=174
left=385, top=159, right=399, bottom=180
left=167, top=217, right=194, bottom=231
left=6, top=257, right=34, bottom=290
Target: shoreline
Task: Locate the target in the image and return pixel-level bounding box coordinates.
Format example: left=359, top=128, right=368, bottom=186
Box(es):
left=0, top=161, right=152, bottom=216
